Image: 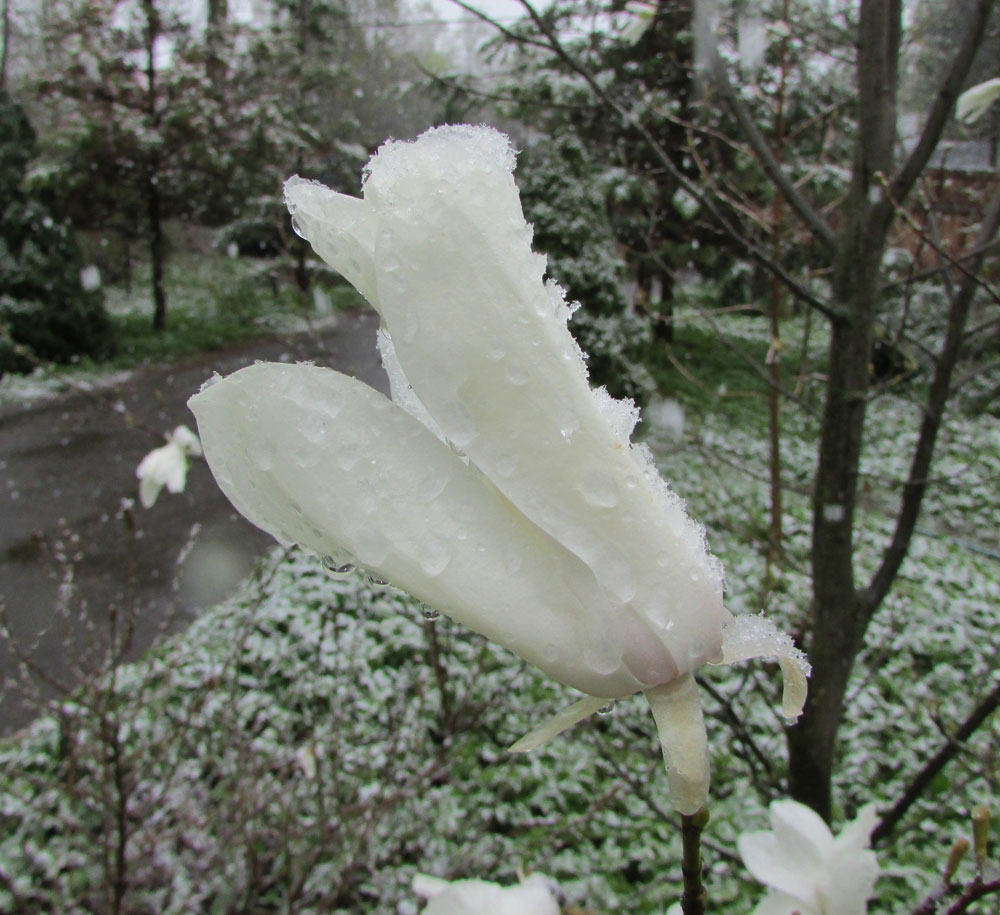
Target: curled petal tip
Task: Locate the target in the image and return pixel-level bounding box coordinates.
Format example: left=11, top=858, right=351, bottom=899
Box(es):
left=720, top=613, right=811, bottom=722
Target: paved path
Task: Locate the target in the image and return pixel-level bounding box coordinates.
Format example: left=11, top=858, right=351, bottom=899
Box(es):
left=0, top=310, right=385, bottom=735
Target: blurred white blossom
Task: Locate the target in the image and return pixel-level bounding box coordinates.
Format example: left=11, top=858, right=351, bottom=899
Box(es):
left=412, top=872, right=559, bottom=915
left=136, top=425, right=202, bottom=508
left=739, top=799, right=879, bottom=914
left=79, top=265, right=102, bottom=291
left=956, top=77, right=1000, bottom=124
left=621, top=0, right=658, bottom=44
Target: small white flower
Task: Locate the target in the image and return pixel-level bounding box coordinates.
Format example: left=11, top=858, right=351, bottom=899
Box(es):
left=136, top=425, right=202, bottom=508
left=413, top=872, right=559, bottom=915
left=956, top=77, right=1000, bottom=124
left=739, top=800, right=879, bottom=915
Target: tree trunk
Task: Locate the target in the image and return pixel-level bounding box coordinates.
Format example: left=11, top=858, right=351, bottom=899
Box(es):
left=142, top=0, right=167, bottom=332
left=786, top=0, right=902, bottom=819
left=147, top=166, right=167, bottom=332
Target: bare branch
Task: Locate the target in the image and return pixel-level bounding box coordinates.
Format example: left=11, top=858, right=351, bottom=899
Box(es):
left=889, top=0, right=998, bottom=204
left=505, top=0, right=845, bottom=321
left=872, top=674, right=1000, bottom=846
left=863, top=180, right=1000, bottom=612
left=699, top=52, right=836, bottom=249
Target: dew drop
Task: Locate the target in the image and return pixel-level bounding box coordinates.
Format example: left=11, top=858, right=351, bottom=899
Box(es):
left=598, top=702, right=615, bottom=716
left=505, top=362, right=528, bottom=386
left=579, top=470, right=619, bottom=509
left=421, top=606, right=441, bottom=622
left=368, top=574, right=390, bottom=586
left=251, top=437, right=276, bottom=472
left=291, top=214, right=306, bottom=239
left=495, top=452, right=517, bottom=478
left=321, top=551, right=355, bottom=576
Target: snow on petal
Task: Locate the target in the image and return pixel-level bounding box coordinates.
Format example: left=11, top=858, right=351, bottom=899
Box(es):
left=284, top=176, right=378, bottom=302
left=719, top=613, right=811, bottom=719
left=353, top=125, right=729, bottom=689
left=188, top=362, right=649, bottom=699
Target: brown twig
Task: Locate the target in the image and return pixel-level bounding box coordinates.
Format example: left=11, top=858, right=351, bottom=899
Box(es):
left=680, top=807, right=710, bottom=915
left=872, top=676, right=1000, bottom=846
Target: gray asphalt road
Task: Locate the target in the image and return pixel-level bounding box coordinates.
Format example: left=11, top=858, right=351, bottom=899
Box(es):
left=0, top=309, right=386, bottom=735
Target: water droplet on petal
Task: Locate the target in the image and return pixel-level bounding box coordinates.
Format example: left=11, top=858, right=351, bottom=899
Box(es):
left=368, top=574, right=389, bottom=586
left=421, top=606, right=441, bottom=621
left=321, top=551, right=355, bottom=576
left=598, top=702, right=615, bottom=716
left=291, top=214, right=306, bottom=239
left=579, top=470, right=619, bottom=508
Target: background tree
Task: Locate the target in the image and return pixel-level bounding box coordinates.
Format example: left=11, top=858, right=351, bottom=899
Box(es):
left=459, top=0, right=1000, bottom=826
left=0, top=89, right=113, bottom=372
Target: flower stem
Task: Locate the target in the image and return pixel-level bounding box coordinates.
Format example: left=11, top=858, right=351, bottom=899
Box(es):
left=680, top=806, right=710, bottom=914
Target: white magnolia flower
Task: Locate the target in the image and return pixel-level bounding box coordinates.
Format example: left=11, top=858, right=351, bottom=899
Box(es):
left=739, top=800, right=879, bottom=915
left=956, top=77, right=1000, bottom=124
left=136, top=425, right=202, bottom=508
left=188, top=125, right=808, bottom=814
left=413, top=872, right=559, bottom=915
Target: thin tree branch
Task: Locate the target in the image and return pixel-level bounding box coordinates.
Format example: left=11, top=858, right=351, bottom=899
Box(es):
left=699, top=51, right=836, bottom=249
left=863, top=180, right=1000, bottom=612
left=872, top=674, right=1000, bottom=846
left=680, top=807, right=710, bottom=915
left=888, top=0, right=997, bottom=205
left=504, top=0, right=845, bottom=322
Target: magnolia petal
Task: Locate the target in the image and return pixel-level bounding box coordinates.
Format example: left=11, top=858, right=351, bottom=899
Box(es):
left=770, top=800, right=833, bottom=868
left=138, top=471, right=163, bottom=509
left=645, top=674, right=710, bottom=815
left=188, top=362, right=648, bottom=699
left=826, top=805, right=879, bottom=915
left=956, top=77, right=1000, bottom=124
left=362, top=125, right=728, bottom=686
left=750, top=889, right=813, bottom=915
left=284, top=176, right=378, bottom=302
left=508, top=694, right=612, bottom=753
left=376, top=326, right=445, bottom=441
left=718, top=613, right=811, bottom=719
left=738, top=831, right=822, bottom=910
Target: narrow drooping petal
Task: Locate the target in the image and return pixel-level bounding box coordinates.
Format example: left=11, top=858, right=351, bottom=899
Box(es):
left=287, top=126, right=731, bottom=691
left=719, top=613, right=811, bottom=719
left=188, top=362, right=651, bottom=699
left=645, top=675, right=710, bottom=816
left=508, top=695, right=613, bottom=753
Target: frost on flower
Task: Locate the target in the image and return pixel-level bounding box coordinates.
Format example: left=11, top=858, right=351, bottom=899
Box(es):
left=188, top=125, right=809, bottom=815
left=739, top=800, right=879, bottom=915
left=136, top=425, right=202, bottom=508
left=413, top=872, right=559, bottom=915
